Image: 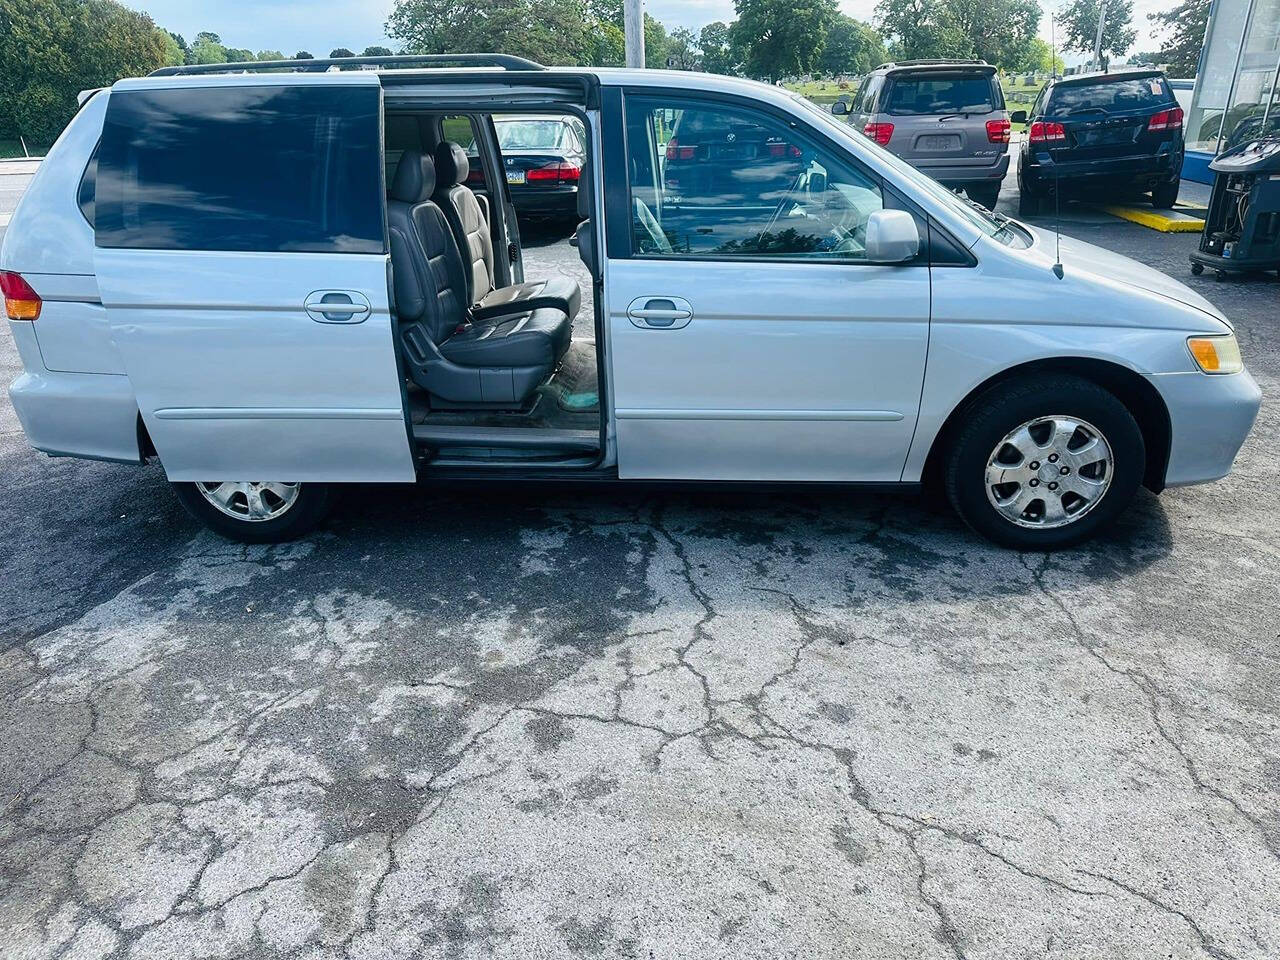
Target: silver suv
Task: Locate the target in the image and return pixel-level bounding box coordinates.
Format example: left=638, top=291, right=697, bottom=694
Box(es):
left=836, top=60, right=1025, bottom=208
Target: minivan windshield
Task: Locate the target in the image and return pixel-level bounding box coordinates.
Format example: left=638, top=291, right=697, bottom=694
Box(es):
left=495, top=119, right=566, bottom=150
left=885, top=74, right=997, bottom=116
left=1046, top=76, right=1173, bottom=116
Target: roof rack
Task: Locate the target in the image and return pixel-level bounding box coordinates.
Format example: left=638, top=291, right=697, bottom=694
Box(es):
left=875, top=59, right=990, bottom=70
left=150, top=53, right=546, bottom=78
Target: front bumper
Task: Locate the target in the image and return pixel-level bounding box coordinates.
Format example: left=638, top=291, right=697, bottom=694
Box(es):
left=1147, top=368, right=1262, bottom=487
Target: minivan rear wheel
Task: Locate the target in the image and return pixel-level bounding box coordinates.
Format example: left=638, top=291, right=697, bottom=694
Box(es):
left=943, top=375, right=1145, bottom=549
left=171, top=481, right=335, bottom=543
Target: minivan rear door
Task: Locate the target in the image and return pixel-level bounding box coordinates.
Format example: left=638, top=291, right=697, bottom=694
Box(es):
left=93, top=73, right=415, bottom=483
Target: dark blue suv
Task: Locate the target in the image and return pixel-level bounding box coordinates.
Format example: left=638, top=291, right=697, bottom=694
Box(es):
left=1018, top=69, right=1184, bottom=216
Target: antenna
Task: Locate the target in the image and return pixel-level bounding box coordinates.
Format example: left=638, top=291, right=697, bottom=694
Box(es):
left=1051, top=10, right=1064, bottom=278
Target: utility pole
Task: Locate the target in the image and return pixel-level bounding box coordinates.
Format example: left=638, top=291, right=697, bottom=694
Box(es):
left=1091, top=0, right=1107, bottom=72
left=625, top=0, right=646, bottom=68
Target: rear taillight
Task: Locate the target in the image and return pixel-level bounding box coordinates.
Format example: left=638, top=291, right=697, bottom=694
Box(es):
left=766, top=141, right=804, bottom=158
left=1028, top=121, right=1066, bottom=143
left=986, top=119, right=1011, bottom=143
left=1148, top=107, right=1183, bottom=131
left=1, top=271, right=40, bottom=321
left=665, top=138, right=696, bottom=161
left=526, top=162, right=581, bottom=183
left=863, top=122, right=894, bottom=146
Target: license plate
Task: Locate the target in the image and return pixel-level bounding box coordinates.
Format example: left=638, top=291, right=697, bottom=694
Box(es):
left=506, top=170, right=526, bottom=185
left=918, top=134, right=961, bottom=151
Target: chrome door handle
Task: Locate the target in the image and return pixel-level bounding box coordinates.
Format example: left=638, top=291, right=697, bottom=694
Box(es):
left=305, top=291, right=371, bottom=323
left=627, top=297, right=693, bottom=329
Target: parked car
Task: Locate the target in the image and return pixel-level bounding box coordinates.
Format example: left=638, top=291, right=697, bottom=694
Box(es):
left=0, top=55, right=1260, bottom=549
left=1019, top=69, right=1185, bottom=216
left=836, top=60, right=1023, bottom=209
left=492, top=114, right=587, bottom=221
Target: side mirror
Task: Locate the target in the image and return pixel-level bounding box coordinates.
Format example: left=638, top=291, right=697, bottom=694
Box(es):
left=864, top=209, right=920, bottom=264
left=830, top=100, right=851, bottom=116
left=1010, top=110, right=1027, bottom=124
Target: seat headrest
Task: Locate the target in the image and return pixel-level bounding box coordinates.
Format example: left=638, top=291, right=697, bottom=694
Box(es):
left=391, top=150, right=436, bottom=204
left=433, top=141, right=470, bottom=189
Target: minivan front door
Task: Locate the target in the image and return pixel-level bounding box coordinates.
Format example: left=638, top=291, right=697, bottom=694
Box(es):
left=93, top=74, right=414, bottom=483
left=606, top=92, right=930, bottom=481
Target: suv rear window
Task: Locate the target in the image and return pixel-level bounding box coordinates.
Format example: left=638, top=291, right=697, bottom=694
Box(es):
left=95, top=85, right=384, bottom=253
left=1046, top=76, right=1173, bottom=116
left=884, top=74, right=999, bottom=116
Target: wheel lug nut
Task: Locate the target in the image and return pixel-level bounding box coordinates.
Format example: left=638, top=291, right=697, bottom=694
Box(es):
left=1030, top=461, right=1040, bottom=470
left=1048, top=482, right=1058, bottom=490
left=1060, top=466, right=1070, bottom=475
left=1029, top=479, right=1040, bottom=487
left=1048, top=454, right=1058, bottom=463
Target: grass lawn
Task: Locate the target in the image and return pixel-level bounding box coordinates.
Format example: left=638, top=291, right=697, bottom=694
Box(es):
left=0, top=137, right=46, bottom=159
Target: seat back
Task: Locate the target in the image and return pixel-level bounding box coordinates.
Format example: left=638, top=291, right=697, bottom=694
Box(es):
left=387, top=151, right=469, bottom=350
left=433, top=141, right=494, bottom=306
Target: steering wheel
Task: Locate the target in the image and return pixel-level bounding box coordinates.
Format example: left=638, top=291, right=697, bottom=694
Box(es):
left=633, top=197, right=674, bottom=254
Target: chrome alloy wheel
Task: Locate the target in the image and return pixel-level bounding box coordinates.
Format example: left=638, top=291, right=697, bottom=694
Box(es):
left=984, top=416, right=1114, bottom=529
left=196, top=482, right=301, bottom=522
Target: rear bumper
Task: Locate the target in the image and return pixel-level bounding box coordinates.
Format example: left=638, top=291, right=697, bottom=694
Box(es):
left=510, top=185, right=579, bottom=216
left=919, top=153, right=1010, bottom=185
left=1023, top=150, right=1183, bottom=189
left=1147, top=368, right=1261, bottom=487
left=7, top=321, right=141, bottom=463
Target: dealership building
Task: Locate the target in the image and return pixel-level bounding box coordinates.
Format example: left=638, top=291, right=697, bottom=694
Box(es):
left=1184, top=0, right=1280, bottom=180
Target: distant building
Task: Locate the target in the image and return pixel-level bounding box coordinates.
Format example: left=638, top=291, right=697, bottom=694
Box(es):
left=1185, top=0, right=1280, bottom=182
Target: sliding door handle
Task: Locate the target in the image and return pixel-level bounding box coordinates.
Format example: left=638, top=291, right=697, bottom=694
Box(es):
left=627, top=297, right=693, bottom=329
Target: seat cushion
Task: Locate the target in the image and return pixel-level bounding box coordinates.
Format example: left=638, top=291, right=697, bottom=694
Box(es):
left=438, top=307, right=572, bottom=370
left=473, top=277, right=582, bottom=322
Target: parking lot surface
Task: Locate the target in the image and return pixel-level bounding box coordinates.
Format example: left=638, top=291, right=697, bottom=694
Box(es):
left=2, top=164, right=1278, bottom=959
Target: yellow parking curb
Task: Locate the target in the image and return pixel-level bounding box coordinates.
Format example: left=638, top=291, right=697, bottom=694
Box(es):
left=1101, top=205, right=1205, bottom=233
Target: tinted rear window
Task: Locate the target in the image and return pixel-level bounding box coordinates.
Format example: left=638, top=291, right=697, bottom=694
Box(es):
left=95, top=85, right=384, bottom=253
left=1046, top=77, right=1173, bottom=115
left=885, top=74, right=997, bottom=115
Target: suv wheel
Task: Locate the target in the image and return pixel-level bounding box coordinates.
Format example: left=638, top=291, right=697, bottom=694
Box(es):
left=1017, top=185, right=1043, bottom=218
left=967, top=183, right=1001, bottom=210
left=1152, top=179, right=1179, bottom=209
left=943, top=375, right=1145, bottom=549
left=171, top=481, right=335, bottom=543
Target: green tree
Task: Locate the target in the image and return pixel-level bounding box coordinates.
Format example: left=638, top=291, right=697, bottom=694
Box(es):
left=387, top=0, right=476, bottom=56
left=876, top=0, right=1039, bottom=68
left=1150, top=0, right=1208, bottom=77
left=190, top=32, right=228, bottom=64
left=817, top=15, right=886, bottom=77
left=666, top=27, right=700, bottom=70
left=255, top=49, right=285, bottom=61
left=643, top=13, right=668, bottom=69
left=1058, top=0, right=1136, bottom=69
left=223, top=47, right=254, bottom=63
left=361, top=45, right=395, bottom=57
left=731, top=0, right=838, bottom=83
left=699, top=21, right=735, bottom=74
left=874, top=0, right=969, bottom=61
left=1019, top=36, right=1063, bottom=73
left=585, top=21, right=625, bottom=66
left=0, top=0, right=171, bottom=145
left=157, top=28, right=185, bottom=66
left=329, top=47, right=356, bottom=59
left=294, top=50, right=314, bottom=58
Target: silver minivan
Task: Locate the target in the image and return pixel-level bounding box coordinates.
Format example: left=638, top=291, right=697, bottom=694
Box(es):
left=837, top=60, right=1024, bottom=209
left=0, top=55, right=1261, bottom=549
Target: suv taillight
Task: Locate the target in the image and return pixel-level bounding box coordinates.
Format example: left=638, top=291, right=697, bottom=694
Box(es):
left=863, top=122, right=894, bottom=146
left=527, top=162, right=581, bottom=183
left=986, top=119, right=1011, bottom=143
left=1028, top=121, right=1066, bottom=143
left=1, top=271, right=40, bottom=321
left=1148, top=107, right=1183, bottom=131
left=665, top=138, right=696, bottom=161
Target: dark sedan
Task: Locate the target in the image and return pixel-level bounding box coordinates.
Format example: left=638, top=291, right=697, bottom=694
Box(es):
left=491, top=115, right=586, bottom=222
left=1018, top=69, right=1185, bottom=216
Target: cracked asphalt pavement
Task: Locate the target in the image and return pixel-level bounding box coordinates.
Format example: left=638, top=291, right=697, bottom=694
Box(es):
left=2, top=170, right=1279, bottom=958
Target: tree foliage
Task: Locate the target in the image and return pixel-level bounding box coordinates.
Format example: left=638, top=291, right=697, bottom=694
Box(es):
left=666, top=27, right=700, bottom=70
left=875, top=0, right=1040, bottom=69
left=730, top=0, right=837, bottom=83
left=1058, top=0, right=1136, bottom=68
left=0, top=0, right=171, bottom=144
left=1150, top=0, right=1208, bottom=77
left=361, top=45, right=395, bottom=57
left=388, top=0, right=606, bottom=66
left=699, top=21, right=735, bottom=75
left=818, top=15, right=887, bottom=77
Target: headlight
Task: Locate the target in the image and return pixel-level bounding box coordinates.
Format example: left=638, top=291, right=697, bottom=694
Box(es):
left=1187, top=334, right=1243, bottom=375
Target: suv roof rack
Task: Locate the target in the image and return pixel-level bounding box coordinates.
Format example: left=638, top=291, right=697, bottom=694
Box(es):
left=875, top=59, right=990, bottom=70
left=151, top=53, right=546, bottom=78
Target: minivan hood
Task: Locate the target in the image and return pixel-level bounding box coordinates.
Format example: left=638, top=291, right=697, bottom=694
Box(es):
left=1027, top=225, right=1228, bottom=326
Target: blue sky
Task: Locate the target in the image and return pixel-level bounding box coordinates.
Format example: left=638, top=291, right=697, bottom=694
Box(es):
left=131, top=0, right=1170, bottom=62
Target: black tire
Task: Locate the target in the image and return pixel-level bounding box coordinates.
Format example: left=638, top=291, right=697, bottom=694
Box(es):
left=1152, top=179, right=1179, bottom=209
left=967, top=183, right=1001, bottom=210
left=1190, top=261, right=1204, bottom=276
left=171, top=481, right=335, bottom=544
left=943, top=375, right=1145, bottom=550
left=1017, top=186, right=1042, bottom=218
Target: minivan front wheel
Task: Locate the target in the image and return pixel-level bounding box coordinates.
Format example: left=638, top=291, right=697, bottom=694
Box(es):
left=943, top=375, right=1145, bottom=549
left=171, top=481, right=334, bottom=543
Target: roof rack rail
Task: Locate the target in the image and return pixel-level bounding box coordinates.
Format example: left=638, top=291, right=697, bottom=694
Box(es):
left=151, top=53, right=546, bottom=78
left=875, top=58, right=990, bottom=70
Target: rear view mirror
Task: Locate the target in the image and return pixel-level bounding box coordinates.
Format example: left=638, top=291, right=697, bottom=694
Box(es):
left=809, top=170, right=828, bottom=194
left=831, top=100, right=851, bottom=116
left=1010, top=110, right=1027, bottom=124
left=864, top=209, right=920, bottom=264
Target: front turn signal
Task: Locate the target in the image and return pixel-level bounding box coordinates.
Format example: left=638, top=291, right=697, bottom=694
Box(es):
left=1188, top=334, right=1243, bottom=374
